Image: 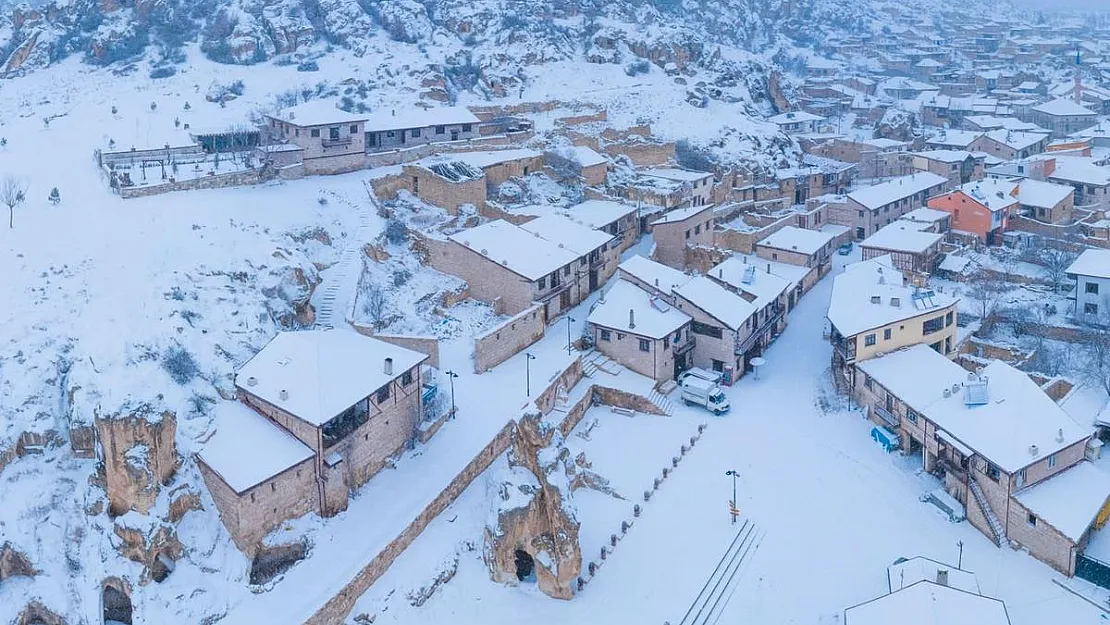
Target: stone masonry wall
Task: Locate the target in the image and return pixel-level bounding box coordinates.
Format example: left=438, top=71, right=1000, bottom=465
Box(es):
left=350, top=325, right=441, bottom=369
left=421, top=235, right=535, bottom=315
left=117, top=167, right=265, bottom=199
left=1008, top=497, right=1077, bottom=576
left=473, top=305, right=546, bottom=373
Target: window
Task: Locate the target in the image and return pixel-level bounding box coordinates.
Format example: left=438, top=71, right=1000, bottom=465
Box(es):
left=1017, top=468, right=1026, bottom=487
left=639, top=339, right=651, bottom=352
left=1087, top=282, right=1100, bottom=295
left=945, top=311, right=953, bottom=326
left=376, top=385, right=390, bottom=403
left=411, top=128, right=422, bottom=138
left=401, top=370, right=413, bottom=386
left=1048, top=453, right=1057, bottom=468
left=857, top=210, right=864, bottom=218
left=539, top=277, right=546, bottom=289
left=711, top=359, right=725, bottom=372
left=945, top=336, right=952, bottom=354
left=906, top=409, right=918, bottom=423
left=387, top=131, right=395, bottom=138
left=772, top=253, right=779, bottom=261
left=295, top=129, right=300, bottom=137
left=864, top=333, right=876, bottom=346
left=435, top=125, right=445, bottom=135
left=349, top=124, right=358, bottom=134
left=329, top=127, right=340, bottom=140
left=685, top=230, right=691, bottom=240
left=691, top=321, right=723, bottom=339
left=311, top=128, right=320, bottom=138
left=986, top=462, right=1001, bottom=482
left=1086, top=302, right=1099, bottom=315
left=600, top=329, right=611, bottom=342
left=662, top=338, right=669, bottom=350
left=1026, top=513, right=1037, bottom=527
left=883, top=328, right=892, bottom=340
left=462, top=123, right=473, bottom=132
left=695, top=225, right=701, bottom=235
left=923, top=316, right=945, bottom=335
left=564, top=265, right=571, bottom=276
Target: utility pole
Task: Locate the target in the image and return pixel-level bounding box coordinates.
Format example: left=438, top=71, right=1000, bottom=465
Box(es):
left=725, top=469, right=739, bottom=524
left=525, top=352, right=536, bottom=396
left=566, top=315, right=576, bottom=354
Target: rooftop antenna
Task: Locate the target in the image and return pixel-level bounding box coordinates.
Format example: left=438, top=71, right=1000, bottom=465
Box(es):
left=1075, top=44, right=1083, bottom=106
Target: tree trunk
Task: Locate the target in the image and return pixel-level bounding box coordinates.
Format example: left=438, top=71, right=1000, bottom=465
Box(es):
left=8, top=205, right=11, bottom=228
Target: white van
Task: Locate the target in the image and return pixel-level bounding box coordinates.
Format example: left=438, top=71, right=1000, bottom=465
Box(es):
left=678, top=367, right=722, bottom=386
left=680, top=376, right=730, bottom=415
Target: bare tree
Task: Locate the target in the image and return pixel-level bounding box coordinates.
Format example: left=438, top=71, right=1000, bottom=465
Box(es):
left=362, top=284, right=387, bottom=329
left=965, top=270, right=1005, bottom=323
left=1, top=176, right=27, bottom=229
left=1039, top=247, right=1077, bottom=294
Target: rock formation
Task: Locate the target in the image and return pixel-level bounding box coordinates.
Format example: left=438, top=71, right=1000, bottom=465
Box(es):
left=95, top=404, right=178, bottom=516
left=484, top=413, right=582, bottom=599
left=0, top=542, right=37, bottom=581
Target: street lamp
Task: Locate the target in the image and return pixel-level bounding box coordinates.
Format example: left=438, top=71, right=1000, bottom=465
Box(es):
left=566, top=315, right=576, bottom=354
left=525, top=352, right=536, bottom=397
left=725, top=469, right=739, bottom=524
left=444, top=370, right=458, bottom=418
left=957, top=540, right=964, bottom=570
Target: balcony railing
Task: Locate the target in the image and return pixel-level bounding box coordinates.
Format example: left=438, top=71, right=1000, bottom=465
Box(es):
left=674, top=336, right=696, bottom=355
left=735, top=305, right=785, bottom=355
left=322, top=137, right=353, bottom=148
left=872, top=405, right=900, bottom=428
left=937, top=456, right=967, bottom=482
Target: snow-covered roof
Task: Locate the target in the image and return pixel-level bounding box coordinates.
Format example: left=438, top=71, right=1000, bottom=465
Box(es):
left=925, top=361, right=1091, bottom=473
left=826, top=256, right=957, bottom=338
left=848, top=173, right=949, bottom=210
left=674, top=276, right=756, bottom=332
left=518, top=214, right=614, bottom=256
left=1032, top=98, right=1096, bottom=117
left=963, top=115, right=1043, bottom=132
left=197, top=401, right=315, bottom=494
left=1015, top=462, right=1110, bottom=542
left=768, top=111, right=824, bottom=125
left=757, top=226, right=835, bottom=256
left=983, top=129, right=1048, bottom=151
left=651, top=204, right=714, bottom=225
left=640, top=167, right=713, bottom=182
left=1048, top=156, right=1110, bottom=187
left=588, top=279, right=690, bottom=339
left=925, top=130, right=982, bottom=149
left=618, top=255, right=691, bottom=294
left=560, top=200, right=638, bottom=229
left=912, top=149, right=974, bottom=163
left=709, top=256, right=792, bottom=310
left=939, top=254, right=973, bottom=273
left=449, top=220, right=581, bottom=281
left=270, top=100, right=368, bottom=126
left=421, top=149, right=541, bottom=170
left=861, top=222, right=944, bottom=254
left=362, top=105, right=480, bottom=133
left=1015, top=179, right=1072, bottom=208
left=887, top=557, right=980, bottom=594
left=844, top=581, right=1010, bottom=625
left=235, top=330, right=428, bottom=427
left=862, top=138, right=907, bottom=149
left=1067, top=248, right=1110, bottom=279
left=901, top=207, right=950, bottom=224
left=553, top=145, right=607, bottom=168
left=857, top=346, right=967, bottom=413
left=959, top=179, right=1019, bottom=212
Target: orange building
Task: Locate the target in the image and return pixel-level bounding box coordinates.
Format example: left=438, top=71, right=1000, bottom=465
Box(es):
left=927, top=179, right=1019, bottom=245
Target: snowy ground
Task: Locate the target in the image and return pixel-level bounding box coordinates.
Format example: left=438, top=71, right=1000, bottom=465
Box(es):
left=342, top=254, right=1108, bottom=625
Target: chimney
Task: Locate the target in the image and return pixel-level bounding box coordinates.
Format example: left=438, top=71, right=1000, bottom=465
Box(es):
left=384, top=357, right=394, bottom=376
left=1056, top=428, right=1064, bottom=443
left=391, top=109, right=396, bottom=116
left=936, top=569, right=949, bottom=586
left=766, top=263, right=771, bottom=273
left=719, top=268, right=724, bottom=279
left=1030, top=444, right=1039, bottom=456
left=655, top=277, right=660, bottom=287
left=279, top=389, right=289, bottom=401
left=629, top=309, right=636, bottom=329
left=246, top=376, right=258, bottom=387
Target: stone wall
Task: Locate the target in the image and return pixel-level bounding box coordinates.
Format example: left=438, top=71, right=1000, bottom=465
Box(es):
left=473, top=305, right=546, bottom=373
left=418, top=234, right=535, bottom=315
left=117, top=167, right=265, bottom=199
left=556, top=110, right=608, bottom=126
left=602, top=141, right=675, bottom=167
left=350, top=325, right=441, bottom=369
left=1008, top=497, right=1078, bottom=576
left=96, top=411, right=177, bottom=516
left=402, top=165, right=489, bottom=213
left=685, top=245, right=733, bottom=275
left=533, top=358, right=585, bottom=416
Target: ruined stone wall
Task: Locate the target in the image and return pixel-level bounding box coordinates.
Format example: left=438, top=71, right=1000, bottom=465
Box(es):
left=96, top=412, right=177, bottom=516
left=602, top=141, right=675, bottom=167
left=473, top=305, right=546, bottom=374
left=402, top=165, right=488, bottom=213
left=117, top=167, right=265, bottom=199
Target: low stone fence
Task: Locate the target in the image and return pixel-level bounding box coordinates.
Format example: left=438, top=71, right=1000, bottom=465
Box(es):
left=601, top=140, right=674, bottom=167
left=350, top=324, right=441, bottom=369
left=363, top=133, right=533, bottom=168
left=473, top=305, right=546, bottom=374
left=116, top=167, right=266, bottom=199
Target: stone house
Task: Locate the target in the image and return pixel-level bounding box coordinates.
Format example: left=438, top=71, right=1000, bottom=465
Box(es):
left=708, top=256, right=792, bottom=335
left=834, top=172, right=949, bottom=240
left=559, top=199, right=640, bottom=255
left=969, top=130, right=1049, bottom=161
left=767, top=111, right=825, bottom=134
left=845, top=579, right=1011, bottom=625
left=910, top=150, right=984, bottom=186
left=432, top=218, right=613, bottom=319
left=774, top=154, right=856, bottom=205
left=754, top=225, right=836, bottom=269
left=635, top=168, right=714, bottom=210
left=1067, top=249, right=1110, bottom=319
left=396, top=149, right=545, bottom=213
left=899, top=207, right=951, bottom=233
left=927, top=179, right=1019, bottom=245
left=548, top=146, right=608, bottom=186
left=363, top=106, right=480, bottom=152
left=587, top=279, right=695, bottom=383
left=650, top=204, right=715, bottom=270
left=1030, top=99, right=1098, bottom=138
left=1014, top=178, right=1074, bottom=224
left=860, top=222, right=945, bottom=274
left=672, top=276, right=759, bottom=383
left=826, top=256, right=959, bottom=387
left=264, top=101, right=368, bottom=175
left=1046, top=156, right=1110, bottom=211
left=197, top=330, right=428, bottom=553
left=855, top=346, right=1108, bottom=577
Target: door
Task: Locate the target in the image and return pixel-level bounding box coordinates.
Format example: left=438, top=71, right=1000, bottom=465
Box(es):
left=451, top=130, right=459, bottom=141
left=560, top=289, right=571, bottom=311
left=589, top=269, right=598, bottom=291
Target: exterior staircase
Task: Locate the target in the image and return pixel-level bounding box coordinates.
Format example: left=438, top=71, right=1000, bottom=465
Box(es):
left=647, top=388, right=675, bottom=416
left=314, top=187, right=376, bottom=329
left=582, top=350, right=624, bottom=377
left=969, top=478, right=1008, bottom=547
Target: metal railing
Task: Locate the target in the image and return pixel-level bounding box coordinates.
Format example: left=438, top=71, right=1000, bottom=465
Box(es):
left=872, top=405, right=899, bottom=428
left=735, top=306, right=785, bottom=355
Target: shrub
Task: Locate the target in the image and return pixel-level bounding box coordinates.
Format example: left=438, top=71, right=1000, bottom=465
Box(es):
left=384, top=220, right=408, bottom=245
left=675, top=139, right=716, bottom=172
left=624, top=60, right=651, bottom=76
left=150, top=66, right=176, bottom=79
left=161, top=345, right=199, bottom=385
left=296, top=61, right=319, bottom=72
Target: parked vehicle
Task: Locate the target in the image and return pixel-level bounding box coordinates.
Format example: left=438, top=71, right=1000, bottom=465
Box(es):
left=838, top=242, right=854, bottom=256
left=680, top=377, right=730, bottom=415
left=677, top=367, right=722, bottom=386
